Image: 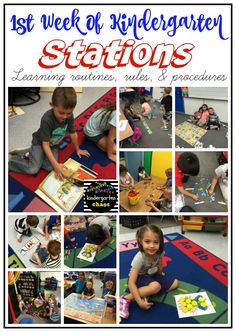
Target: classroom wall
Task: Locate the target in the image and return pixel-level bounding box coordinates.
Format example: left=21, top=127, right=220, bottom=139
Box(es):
left=183, top=98, right=228, bottom=123
left=152, top=87, right=165, bottom=100
left=151, top=151, right=172, bottom=179
left=124, top=151, right=143, bottom=181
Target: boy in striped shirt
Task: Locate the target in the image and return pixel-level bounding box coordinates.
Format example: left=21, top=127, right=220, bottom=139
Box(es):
left=31, top=239, right=61, bottom=268
left=15, top=216, right=45, bottom=242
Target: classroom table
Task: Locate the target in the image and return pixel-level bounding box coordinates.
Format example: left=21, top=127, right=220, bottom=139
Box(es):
left=119, top=177, right=166, bottom=212
left=119, top=109, right=134, bottom=141
left=64, top=293, right=112, bottom=324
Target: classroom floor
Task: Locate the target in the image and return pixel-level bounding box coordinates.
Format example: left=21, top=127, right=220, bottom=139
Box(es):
left=120, top=98, right=172, bottom=148
left=175, top=151, right=228, bottom=212
left=175, top=113, right=228, bottom=149
left=8, top=215, right=61, bottom=268
left=8, top=88, right=111, bottom=150
left=120, top=218, right=228, bottom=262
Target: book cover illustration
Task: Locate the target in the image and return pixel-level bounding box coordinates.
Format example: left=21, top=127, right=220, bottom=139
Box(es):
left=77, top=243, right=97, bottom=262
left=174, top=292, right=216, bottom=318
left=35, top=158, right=97, bottom=212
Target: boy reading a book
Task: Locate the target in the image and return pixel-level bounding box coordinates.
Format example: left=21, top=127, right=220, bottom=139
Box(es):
left=9, top=87, right=90, bottom=180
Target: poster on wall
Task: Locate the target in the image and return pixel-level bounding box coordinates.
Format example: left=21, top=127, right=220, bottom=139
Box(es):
left=3, top=1, right=232, bottom=329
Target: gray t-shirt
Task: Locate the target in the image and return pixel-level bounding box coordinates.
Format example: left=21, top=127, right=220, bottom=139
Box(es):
left=84, top=109, right=116, bottom=137
left=89, top=216, right=111, bottom=234
left=215, top=163, right=228, bottom=185
left=32, top=109, right=75, bottom=146
left=130, top=251, right=163, bottom=276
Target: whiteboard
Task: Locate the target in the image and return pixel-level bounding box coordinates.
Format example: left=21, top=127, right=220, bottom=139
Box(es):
left=188, top=87, right=228, bottom=100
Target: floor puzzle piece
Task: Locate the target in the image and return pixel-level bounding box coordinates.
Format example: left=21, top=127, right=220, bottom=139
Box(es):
left=175, top=122, right=207, bottom=146
left=174, top=292, right=216, bottom=318
left=77, top=243, right=97, bottom=262
left=20, top=237, right=40, bottom=255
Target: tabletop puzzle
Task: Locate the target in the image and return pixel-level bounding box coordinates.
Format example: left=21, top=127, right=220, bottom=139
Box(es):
left=64, top=294, right=106, bottom=324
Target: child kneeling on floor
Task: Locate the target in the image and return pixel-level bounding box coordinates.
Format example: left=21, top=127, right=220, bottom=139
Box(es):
left=86, top=215, right=113, bottom=252
left=119, top=225, right=178, bottom=319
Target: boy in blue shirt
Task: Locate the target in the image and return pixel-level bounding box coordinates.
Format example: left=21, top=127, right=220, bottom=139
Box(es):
left=9, top=87, right=90, bottom=180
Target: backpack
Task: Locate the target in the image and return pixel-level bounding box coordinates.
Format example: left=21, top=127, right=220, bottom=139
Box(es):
left=130, top=126, right=142, bottom=142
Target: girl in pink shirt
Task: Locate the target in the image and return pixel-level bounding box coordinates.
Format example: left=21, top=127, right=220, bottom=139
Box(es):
left=197, top=104, right=209, bottom=127
left=140, top=97, right=152, bottom=118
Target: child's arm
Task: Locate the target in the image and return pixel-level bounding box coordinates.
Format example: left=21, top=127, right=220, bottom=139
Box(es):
left=146, top=202, right=161, bottom=212
left=16, top=233, right=23, bottom=242
left=44, top=217, right=50, bottom=239
left=177, top=185, right=199, bottom=202
left=42, top=141, right=66, bottom=180
left=87, top=292, right=96, bottom=300
left=207, top=175, right=219, bottom=195
left=158, top=259, right=164, bottom=275
left=128, top=268, right=153, bottom=310
left=107, top=126, right=116, bottom=162
left=32, top=252, right=42, bottom=268
left=70, top=132, right=90, bottom=158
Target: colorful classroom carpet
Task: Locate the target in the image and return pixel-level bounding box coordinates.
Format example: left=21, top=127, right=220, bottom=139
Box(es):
left=8, top=245, right=25, bottom=268
left=175, top=121, right=207, bottom=146
left=120, top=233, right=228, bottom=324
left=8, top=88, right=116, bottom=212
left=64, top=220, right=116, bottom=268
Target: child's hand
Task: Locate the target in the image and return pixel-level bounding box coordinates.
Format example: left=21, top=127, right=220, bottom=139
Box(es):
left=95, top=245, right=102, bottom=252
left=138, top=298, right=153, bottom=310
left=54, top=164, right=66, bottom=181
left=76, top=149, right=90, bottom=158
left=192, top=194, right=199, bottom=202
left=207, top=188, right=214, bottom=196
left=17, top=237, right=22, bottom=243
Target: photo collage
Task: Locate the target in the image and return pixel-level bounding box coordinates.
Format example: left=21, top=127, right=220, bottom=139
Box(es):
left=7, top=86, right=229, bottom=326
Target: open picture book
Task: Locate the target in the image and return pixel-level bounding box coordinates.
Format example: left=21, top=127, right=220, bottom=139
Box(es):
left=35, top=158, right=98, bottom=212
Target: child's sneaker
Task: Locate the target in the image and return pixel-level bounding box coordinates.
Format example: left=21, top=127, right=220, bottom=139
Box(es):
left=147, top=114, right=152, bottom=120
left=9, top=146, right=30, bottom=156
left=119, top=296, right=130, bottom=319
left=160, top=126, right=168, bottom=131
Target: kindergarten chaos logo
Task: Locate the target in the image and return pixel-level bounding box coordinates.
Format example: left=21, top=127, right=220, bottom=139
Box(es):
left=84, top=181, right=118, bottom=212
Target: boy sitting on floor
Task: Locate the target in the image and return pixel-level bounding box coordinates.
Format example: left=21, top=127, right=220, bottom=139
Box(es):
left=9, top=87, right=90, bottom=180
left=206, top=107, right=221, bottom=130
